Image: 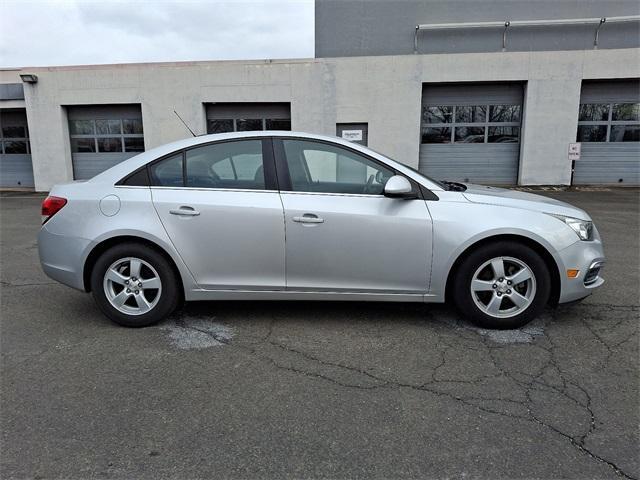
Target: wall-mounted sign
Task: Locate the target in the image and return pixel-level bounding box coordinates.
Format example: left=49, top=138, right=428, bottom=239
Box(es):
left=568, top=142, right=581, bottom=161
left=341, top=129, right=363, bottom=142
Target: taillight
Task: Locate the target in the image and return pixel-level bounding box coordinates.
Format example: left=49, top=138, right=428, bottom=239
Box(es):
left=41, top=196, right=67, bottom=224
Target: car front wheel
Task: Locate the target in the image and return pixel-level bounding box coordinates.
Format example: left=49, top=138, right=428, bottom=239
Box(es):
left=90, top=243, right=179, bottom=327
left=452, top=242, right=551, bottom=329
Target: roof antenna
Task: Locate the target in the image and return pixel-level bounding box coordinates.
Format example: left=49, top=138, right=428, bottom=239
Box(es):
left=174, top=110, right=196, bottom=137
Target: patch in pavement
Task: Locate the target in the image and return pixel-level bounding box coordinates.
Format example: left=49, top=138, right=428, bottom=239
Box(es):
left=436, top=311, right=547, bottom=344
left=160, top=316, right=234, bottom=350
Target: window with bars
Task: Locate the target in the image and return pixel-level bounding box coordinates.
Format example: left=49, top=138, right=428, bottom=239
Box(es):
left=0, top=122, right=30, bottom=154
left=207, top=117, right=291, bottom=134
left=69, top=118, right=145, bottom=153
left=421, top=104, right=521, bottom=144
left=577, top=103, right=640, bottom=142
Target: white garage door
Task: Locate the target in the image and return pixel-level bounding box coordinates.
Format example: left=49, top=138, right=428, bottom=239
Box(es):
left=574, top=81, right=639, bottom=186
left=419, top=83, right=523, bottom=185
left=68, top=105, right=144, bottom=180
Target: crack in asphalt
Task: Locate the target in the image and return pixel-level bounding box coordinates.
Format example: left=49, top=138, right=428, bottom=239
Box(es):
left=169, top=302, right=638, bottom=480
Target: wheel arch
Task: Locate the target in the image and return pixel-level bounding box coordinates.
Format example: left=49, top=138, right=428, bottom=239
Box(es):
left=82, top=235, right=186, bottom=301
left=444, top=234, right=561, bottom=306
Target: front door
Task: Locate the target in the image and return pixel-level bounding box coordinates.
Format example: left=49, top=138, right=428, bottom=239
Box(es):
left=275, top=138, right=432, bottom=294
left=150, top=138, right=285, bottom=290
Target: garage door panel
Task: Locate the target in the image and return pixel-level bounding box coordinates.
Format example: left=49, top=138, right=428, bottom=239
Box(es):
left=420, top=83, right=523, bottom=186
left=573, top=143, right=640, bottom=185
left=72, top=153, right=138, bottom=180
left=420, top=144, right=519, bottom=185
left=574, top=80, right=639, bottom=186
left=0, top=154, right=34, bottom=188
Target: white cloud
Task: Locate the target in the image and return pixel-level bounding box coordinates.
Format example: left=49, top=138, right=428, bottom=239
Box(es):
left=0, top=0, right=314, bottom=67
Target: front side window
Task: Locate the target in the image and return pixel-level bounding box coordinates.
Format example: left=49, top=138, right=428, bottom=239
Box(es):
left=577, top=102, right=640, bottom=142
left=281, top=140, right=394, bottom=195
left=185, top=140, right=266, bottom=190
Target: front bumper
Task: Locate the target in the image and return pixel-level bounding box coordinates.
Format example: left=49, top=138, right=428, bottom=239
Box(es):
left=556, top=236, right=605, bottom=304
left=38, top=226, right=92, bottom=291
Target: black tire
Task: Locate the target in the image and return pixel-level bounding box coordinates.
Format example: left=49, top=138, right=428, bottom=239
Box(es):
left=452, top=241, right=551, bottom=330
left=90, top=242, right=180, bottom=327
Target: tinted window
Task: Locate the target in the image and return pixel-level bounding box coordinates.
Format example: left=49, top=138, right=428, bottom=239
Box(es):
left=121, top=168, right=150, bottom=186
left=208, top=119, right=234, bottom=134
left=456, top=105, right=486, bottom=123
left=610, top=125, right=640, bottom=142
left=235, top=119, right=263, bottom=131
left=422, top=127, right=451, bottom=143
left=185, top=140, right=265, bottom=189
left=266, top=119, right=291, bottom=130
left=577, top=125, right=607, bottom=142
left=579, top=104, right=609, bottom=122
left=424, top=106, right=453, bottom=124
left=97, top=137, right=122, bottom=152
left=1, top=126, right=26, bottom=138
left=149, top=153, right=183, bottom=187
left=488, top=126, right=519, bottom=143
left=282, top=140, right=394, bottom=195
left=455, top=126, right=485, bottom=143
left=3, top=141, right=28, bottom=154
left=612, top=103, right=639, bottom=121
left=489, top=105, right=521, bottom=123
left=96, top=119, right=121, bottom=135
left=123, top=118, right=144, bottom=134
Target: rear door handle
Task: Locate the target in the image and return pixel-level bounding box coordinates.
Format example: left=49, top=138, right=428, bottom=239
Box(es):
left=293, top=213, right=324, bottom=224
left=169, top=206, right=200, bottom=217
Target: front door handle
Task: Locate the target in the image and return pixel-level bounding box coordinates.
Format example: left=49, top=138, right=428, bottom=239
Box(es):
left=293, top=213, right=324, bottom=224
left=169, top=206, right=200, bottom=217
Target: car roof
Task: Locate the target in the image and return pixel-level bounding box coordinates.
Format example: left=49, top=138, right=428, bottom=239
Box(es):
left=89, top=131, right=443, bottom=191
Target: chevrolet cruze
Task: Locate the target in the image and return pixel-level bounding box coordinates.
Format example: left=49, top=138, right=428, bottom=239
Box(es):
left=38, top=132, right=605, bottom=329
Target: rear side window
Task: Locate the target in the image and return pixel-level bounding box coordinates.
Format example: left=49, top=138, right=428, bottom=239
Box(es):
left=120, top=168, right=150, bottom=186
left=149, top=153, right=183, bottom=187
left=185, top=140, right=266, bottom=190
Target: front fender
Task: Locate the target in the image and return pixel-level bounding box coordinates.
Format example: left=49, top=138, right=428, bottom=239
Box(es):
left=426, top=199, right=577, bottom=300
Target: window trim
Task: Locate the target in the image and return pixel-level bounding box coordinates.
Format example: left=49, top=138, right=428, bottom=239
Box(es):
left=272, top=136, right=425, bottom=199
left=117, top=137, right=278, bottom=190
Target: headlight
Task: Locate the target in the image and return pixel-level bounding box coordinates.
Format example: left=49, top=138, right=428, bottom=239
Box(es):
left=547, top=214, right=593, bottom=241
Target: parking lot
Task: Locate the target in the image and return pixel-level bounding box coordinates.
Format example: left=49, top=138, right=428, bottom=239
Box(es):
left=1, top=188, right=638, bottom=479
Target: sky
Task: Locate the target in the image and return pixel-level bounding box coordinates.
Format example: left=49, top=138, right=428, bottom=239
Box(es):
left=0, top=0, right=315, bottom=68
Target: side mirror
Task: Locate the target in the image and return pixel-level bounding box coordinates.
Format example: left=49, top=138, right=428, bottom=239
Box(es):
left=384, top=175, right=415, bottom=198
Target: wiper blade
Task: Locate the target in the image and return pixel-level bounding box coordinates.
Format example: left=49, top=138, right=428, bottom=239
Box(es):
left=441, top=181, right=467, bottom=192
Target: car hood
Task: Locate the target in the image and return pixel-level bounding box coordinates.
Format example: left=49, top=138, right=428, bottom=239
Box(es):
left=461, top=184, right=590, bottom=219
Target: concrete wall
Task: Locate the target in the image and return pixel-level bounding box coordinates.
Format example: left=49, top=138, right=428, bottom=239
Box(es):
left=315, top=0, right=640, bottom=57
left=2, top=47, right=639, bottom=191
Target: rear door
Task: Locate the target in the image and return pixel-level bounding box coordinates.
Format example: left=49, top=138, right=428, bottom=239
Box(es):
left=274, top=138, right=432, bottom=294
left=150, top=138, right=285, bottom=290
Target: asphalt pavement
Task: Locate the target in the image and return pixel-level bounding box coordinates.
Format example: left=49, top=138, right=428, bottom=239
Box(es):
left=1, top=188, right=638, bottom=479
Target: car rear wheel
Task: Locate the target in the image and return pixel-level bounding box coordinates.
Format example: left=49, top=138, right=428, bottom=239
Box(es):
left=452, top=242, right=551, bottom=329
left=90, top=243, right=179, bottom=327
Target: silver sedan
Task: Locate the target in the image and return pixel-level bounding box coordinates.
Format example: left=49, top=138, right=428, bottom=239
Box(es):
left=38, top=132, right=605, bottom=329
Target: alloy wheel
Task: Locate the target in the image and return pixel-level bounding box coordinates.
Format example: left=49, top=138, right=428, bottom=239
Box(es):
left=470, top=256, right=537, bottom=319
left=103, top=257, right=162, bottom=315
